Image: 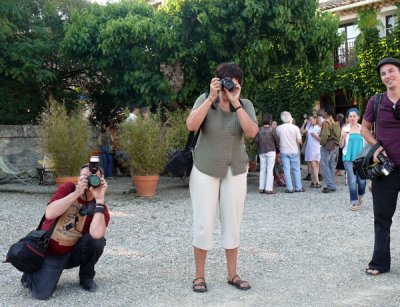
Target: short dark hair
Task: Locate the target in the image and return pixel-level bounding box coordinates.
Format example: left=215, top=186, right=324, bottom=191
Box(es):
left=130, top=104, right=138, bottom=112
left=325, top=105, right=335, bottom=116
left=262, top=113, right=273, bottom=125
left=216, top=63, right=243, bottom=85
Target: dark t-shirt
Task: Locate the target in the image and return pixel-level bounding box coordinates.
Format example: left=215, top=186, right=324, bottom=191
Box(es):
left=41, top=182, right=110, bottom=255
left=363, top=93, right=400, bottom=167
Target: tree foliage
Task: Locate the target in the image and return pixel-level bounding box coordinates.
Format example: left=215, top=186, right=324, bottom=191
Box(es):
left=0, top=0, right=89, bottom=124
left=1, top=0, right=341, bottom=125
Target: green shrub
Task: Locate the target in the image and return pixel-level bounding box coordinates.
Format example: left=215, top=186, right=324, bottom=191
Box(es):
left=163, top=108, right=191, bottom=152
left=37, top=99, right=94, bottom=177
left=119, top=116, right=168, bottom=176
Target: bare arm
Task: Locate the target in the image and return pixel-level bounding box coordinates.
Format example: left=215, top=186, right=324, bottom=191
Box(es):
left=89, top=178, right=108, bottom=239
left=45, top=176, right=87, bottom=220
left=227, top=84, right=258, bottom=138
left=235, top=107, right=259, bottom=138
left=339, top=127, right=349, bottom=149
left=186, top=78, right=219, bottom=131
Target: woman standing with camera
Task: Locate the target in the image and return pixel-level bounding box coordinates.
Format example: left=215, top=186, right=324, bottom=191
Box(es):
left=186, top=63, right=258, bottom=292
left=339, top=108, right=366, bottom=211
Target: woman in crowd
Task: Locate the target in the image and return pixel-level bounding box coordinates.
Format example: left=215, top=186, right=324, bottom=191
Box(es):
left=186, top=63, right=258, bottom=292
left=255, top=113, right=280, bottom=194
left=301, top=115, right=321, bottom=188
left=339, top=108, right=366, bottom=211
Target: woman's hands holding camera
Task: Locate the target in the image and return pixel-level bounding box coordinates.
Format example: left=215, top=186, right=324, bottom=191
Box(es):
left=209, top=78, right=220, bottom=101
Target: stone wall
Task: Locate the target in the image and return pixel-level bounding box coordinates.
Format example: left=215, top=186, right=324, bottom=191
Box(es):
left=0, top=125, right=41, bottom=179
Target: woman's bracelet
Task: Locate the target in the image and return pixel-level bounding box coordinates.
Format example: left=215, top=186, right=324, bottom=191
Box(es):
left=234, top=105, right=243, bottom=112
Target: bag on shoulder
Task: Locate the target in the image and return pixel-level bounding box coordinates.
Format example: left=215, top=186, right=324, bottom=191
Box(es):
left=166, top=130, right=199, bottom=178
left=166, top=93, right=209, bottom=178
left=3, top=215, right=58, bottom=273
left=353, top=94, right=382, bottom=180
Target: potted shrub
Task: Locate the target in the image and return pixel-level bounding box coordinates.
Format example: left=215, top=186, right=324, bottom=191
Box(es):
left=245, top=136, right=258, bottom=172
left=37, top=99, right=94, bottom=185
left=118, top=116, right=168, bottom=197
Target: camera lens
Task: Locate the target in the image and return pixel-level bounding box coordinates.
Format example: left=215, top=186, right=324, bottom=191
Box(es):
left=221, top=78, right=235, bottom=91
left=87, top=175, right=101, bottom=188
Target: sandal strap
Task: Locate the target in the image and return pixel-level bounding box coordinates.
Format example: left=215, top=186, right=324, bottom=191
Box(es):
left=193, top=277, right=205, bottom=284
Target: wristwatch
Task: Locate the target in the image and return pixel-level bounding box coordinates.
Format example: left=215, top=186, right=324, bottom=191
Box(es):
left=93, top=203, right=106, bottom=214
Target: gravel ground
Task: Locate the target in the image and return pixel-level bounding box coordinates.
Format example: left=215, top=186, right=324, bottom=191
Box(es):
left=1, top=174, right=400, bottom=306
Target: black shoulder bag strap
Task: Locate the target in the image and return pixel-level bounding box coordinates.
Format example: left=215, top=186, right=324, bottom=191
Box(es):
left=36, top=214, right=60, bottom=242
left=373, top=93, right=382, bottom=138
left=185, top=92, right=210, bottom=151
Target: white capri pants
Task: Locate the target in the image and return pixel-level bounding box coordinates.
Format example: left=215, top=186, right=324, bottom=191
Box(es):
left=190, top=165, right=247, bottom=250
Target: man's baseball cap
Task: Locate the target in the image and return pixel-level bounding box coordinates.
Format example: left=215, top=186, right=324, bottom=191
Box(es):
left=376, top=57, right=400, bottom=74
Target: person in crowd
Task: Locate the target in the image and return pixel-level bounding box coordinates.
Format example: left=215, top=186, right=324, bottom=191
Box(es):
left=141, top=107, right=150, bottom=120
left=255, top=113, right=280, bottom=194
left=276, top=111, right=304, bottom=193
left=21, top=165, right=110, bottom=299
left=99, top=124, right=114, bottom=179
left=300, top=117, right=312, bottom=181
left=335, top=113, right=346, bottom=183
left=362, top=57, right=400, bottom=276
left=186, top=62, right=258, bottom=292
left=320, top=105, right=341, bottom=193
left=271, top=121, right=278, bottom=128
left=126, top=104, right=139, bottom=123
left=339, top=108, right=366, bottom=211
left=301, top=115, right=321, bottom=188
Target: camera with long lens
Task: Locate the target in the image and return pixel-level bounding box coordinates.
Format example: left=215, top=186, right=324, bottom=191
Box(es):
left=369, top=152, right=394, bottom=179
left=220, top=78, right=235, bottom=92
left=87, top=156, right=101, bottom=188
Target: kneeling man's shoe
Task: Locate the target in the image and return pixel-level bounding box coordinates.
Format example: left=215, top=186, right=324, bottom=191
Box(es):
left=21, top=273, right=28, bottom=288
left=80, top=279, right=98, bottom=292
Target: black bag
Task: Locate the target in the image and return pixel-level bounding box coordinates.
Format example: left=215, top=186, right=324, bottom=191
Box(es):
left=353, top=143, right=381, bottom=180
left=166, top=130, right=200, bottom=178
left=353, top=94, right=382, bottom=179
left=4, top=215, right=59, bottom=273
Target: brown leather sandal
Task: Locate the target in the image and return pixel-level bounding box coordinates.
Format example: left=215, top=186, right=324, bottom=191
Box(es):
left=227, top=275, right=251, bottom=290
left=192, top=277, right=207, bottom=292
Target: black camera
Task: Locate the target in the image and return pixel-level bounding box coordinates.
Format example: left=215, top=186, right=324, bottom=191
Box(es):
left=220, top=78, right=235, bottom=92
left=369, top=153, right=394, bottom=179
left=87, top=156, right=101, bottom=188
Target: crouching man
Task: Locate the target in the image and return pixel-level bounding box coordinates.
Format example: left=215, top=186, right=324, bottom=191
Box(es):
left=21, top=164, right=110, bottom=299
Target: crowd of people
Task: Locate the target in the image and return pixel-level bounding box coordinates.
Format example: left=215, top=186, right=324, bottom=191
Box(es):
left=254, top=103, right=363, bottom=208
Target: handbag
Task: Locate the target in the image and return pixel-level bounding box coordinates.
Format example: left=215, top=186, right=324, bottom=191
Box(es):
left=353, top=94, right=382, bottom=179
left=4, top=215, right=59, bottom=273
left=325, top=139, right=336, bottom=151
left=166, top=129, right=200, bottom=178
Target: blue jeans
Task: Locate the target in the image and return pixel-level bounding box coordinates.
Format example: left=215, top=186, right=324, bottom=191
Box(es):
left=280, top=153, right=302, bottom=191
left=320, top=146, right=339, bottom=190
left=343, top=161, right=366, bottom=204
left=100, top=145, right=113, bottom=178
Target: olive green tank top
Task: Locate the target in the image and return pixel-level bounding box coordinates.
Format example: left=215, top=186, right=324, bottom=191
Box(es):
left=192, top=93, right=257, bottom=178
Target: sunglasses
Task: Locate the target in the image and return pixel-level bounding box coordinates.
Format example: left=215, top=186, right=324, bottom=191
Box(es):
left=392, top=104, right=400, bottom=120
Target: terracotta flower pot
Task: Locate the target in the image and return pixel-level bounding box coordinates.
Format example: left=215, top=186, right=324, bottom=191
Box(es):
left=55, top=176, right=79, bottom=186
left=248, top=161, right=257, bottom=172
left=132, top=175, right=160, bottom=197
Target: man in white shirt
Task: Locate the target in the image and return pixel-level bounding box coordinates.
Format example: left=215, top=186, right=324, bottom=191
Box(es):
left=126, top=104, right=139, bottom=123
left=276, top=111, right=304, bottom=193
